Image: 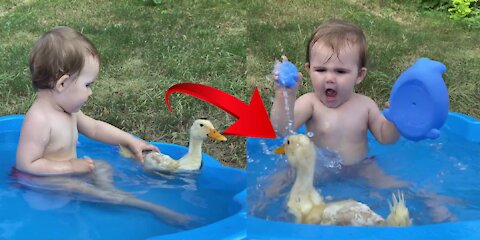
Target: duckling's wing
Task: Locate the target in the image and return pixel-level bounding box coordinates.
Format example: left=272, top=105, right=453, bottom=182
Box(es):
left=322, top=200, right=384, bottom=226
left=119, top=145, right=135, bottom=158
left=144, top=152, right=180, bottom=172
left=178, top=156, right=202, bottom=171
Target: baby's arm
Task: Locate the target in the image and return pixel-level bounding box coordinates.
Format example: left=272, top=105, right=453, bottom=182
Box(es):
left=77, top=111, right=159, bottom=162
left=271, top=90, right=314, bottom=137
left=367, top=98, right=400, bottom=144
left=16, top=112, right=94, bottom=176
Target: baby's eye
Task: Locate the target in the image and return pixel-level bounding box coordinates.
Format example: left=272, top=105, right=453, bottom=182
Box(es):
left=86, top=80, right=96, bottom=88
left=315, top=68, right=326, bottom=73
left=335, top=69, right=348, bottom=74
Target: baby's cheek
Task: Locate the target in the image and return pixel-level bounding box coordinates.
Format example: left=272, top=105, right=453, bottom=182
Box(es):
left=311, top=81, right=324, bottom=93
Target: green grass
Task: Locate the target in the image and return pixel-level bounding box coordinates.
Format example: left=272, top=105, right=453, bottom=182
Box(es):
left=1, top=0, right=479, bottom=169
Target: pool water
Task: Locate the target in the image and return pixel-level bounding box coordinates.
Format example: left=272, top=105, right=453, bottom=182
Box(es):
left=0, top=116, right=245, bottom=240
left=248, top=113, right=480, bottom=228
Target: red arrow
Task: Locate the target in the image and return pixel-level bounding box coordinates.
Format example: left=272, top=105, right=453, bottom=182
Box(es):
left=165, top=83, right=276, bottom=138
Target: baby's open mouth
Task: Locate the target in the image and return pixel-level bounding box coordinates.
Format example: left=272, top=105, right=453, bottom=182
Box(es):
left=325, top=88, right=337, bottom=98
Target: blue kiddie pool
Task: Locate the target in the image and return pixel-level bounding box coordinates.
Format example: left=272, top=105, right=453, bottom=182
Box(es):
left=247, top=112, right=480, bottom=239
left=0, top=115, right=246, bottom=240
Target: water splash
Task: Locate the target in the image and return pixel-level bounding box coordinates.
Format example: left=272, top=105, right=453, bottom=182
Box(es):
left=259, top=139, right=274, bottom=155
left=272, top=60, right=281, bottom=77
left=316, top=147, right=343, bottom=171
left=282, top=90, right=296, bottom=135
left=246, top=154, right=254, bottom=164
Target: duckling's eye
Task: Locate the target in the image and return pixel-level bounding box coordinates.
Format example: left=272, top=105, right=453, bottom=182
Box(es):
left=199, top=123, right=204, bottom=127
left=287, top=140, right=290, bottom=145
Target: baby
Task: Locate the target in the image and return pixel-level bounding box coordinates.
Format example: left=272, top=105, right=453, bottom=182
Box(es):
left=270, top=19, right=406, bottom=189
left=14, top=26, right=189, bottom=226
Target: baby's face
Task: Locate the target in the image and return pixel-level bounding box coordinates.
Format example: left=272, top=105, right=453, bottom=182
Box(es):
left=59, top=55, right=99, bottom=113
left=306, top=42, right=366, bottom=108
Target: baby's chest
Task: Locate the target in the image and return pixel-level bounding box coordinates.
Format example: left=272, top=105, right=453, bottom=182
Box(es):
left=311, top=109, right=368, bottom=135
left=47, top=119, right=78, bottom=153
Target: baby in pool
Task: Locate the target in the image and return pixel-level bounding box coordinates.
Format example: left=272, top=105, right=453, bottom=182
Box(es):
left=270, top=19, right=406, bottom=189
left=14, top=26, right=190, bottom=226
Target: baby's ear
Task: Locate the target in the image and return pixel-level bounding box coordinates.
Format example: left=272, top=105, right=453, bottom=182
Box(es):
left=304, top=63, right=310, bottom=72
left=355, top=67, right=367, bottom=84
left=55, top=74, right=70, bottom=92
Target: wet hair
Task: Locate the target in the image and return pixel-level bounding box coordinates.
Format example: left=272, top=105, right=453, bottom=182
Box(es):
left=29, top=26, right=99, bottom=90
left=306, top=19, right=367, bottom=68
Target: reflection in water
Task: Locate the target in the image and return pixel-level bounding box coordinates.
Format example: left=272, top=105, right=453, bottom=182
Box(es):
left=22, top=190, right=71, bottom=210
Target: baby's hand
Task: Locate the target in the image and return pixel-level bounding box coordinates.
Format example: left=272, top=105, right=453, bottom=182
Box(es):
left=70, top=158, right=95, bottom=174
left=272, top=56, right=303, bottom=91
left=126, top=138, right=160, bottom=163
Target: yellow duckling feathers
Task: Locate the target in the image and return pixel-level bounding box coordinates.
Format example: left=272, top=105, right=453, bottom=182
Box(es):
left=119, top=119, right=226, bottom=172
left=144, top=152, right=180, bottom=171
left=119, top=145, right=180, bottom=171
left=276, top=134, right=412, bottom=226
left=119, top=145, right=134, bottom=159
left=385, top=191, right=411, bottom=226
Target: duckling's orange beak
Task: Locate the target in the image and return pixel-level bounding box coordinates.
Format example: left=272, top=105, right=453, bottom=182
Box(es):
left=208, top=129, right=227, bottom=141
left=274, top=145, right=285, bottom=154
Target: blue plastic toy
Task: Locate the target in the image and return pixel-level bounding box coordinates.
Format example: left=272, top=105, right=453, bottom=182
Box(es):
left=384, top=58, right=449, bottom=141
left=277, top=60, right=299, bottom=88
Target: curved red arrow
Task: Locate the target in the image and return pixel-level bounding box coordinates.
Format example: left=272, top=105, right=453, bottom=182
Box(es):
left=165, top=83, right=276, bottom=138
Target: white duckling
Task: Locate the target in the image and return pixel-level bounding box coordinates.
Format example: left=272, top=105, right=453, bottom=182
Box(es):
left=274, top=134, right=411, bottom=226
left=120, top=119, right=226, bottom=172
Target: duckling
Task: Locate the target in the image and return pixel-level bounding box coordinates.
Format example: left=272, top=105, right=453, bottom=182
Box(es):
left=274, top=134, right=411, bottom=226
left=120, top=119, right=226, bottom=172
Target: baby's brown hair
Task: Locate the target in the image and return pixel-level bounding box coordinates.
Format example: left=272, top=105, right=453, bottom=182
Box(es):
left=29, top=27, right=99, bottom=90
left=306, top=19, right=367, bottom=69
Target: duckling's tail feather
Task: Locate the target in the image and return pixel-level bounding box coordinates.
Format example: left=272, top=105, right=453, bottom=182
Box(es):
left=385, top=191, right=411, bottom=226
left=119, top=145, right=135, bottom=159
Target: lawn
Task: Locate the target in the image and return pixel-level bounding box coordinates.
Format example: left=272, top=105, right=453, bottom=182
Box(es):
left=0, top=0, right=248, bottom=167
left=1, top=0, right=479, bottom=168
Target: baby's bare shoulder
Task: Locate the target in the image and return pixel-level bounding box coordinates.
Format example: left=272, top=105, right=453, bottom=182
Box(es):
left=20, top=107, right=52, bottom=139
left=297, top=92, right=321, bottom=105
left=298, top=92, right=316, bottom=100
left=294, top=93, right=313, bottom=106
left=351, top=93, right=377, bottom=107
left=25, top=105, right=49, bottom=124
